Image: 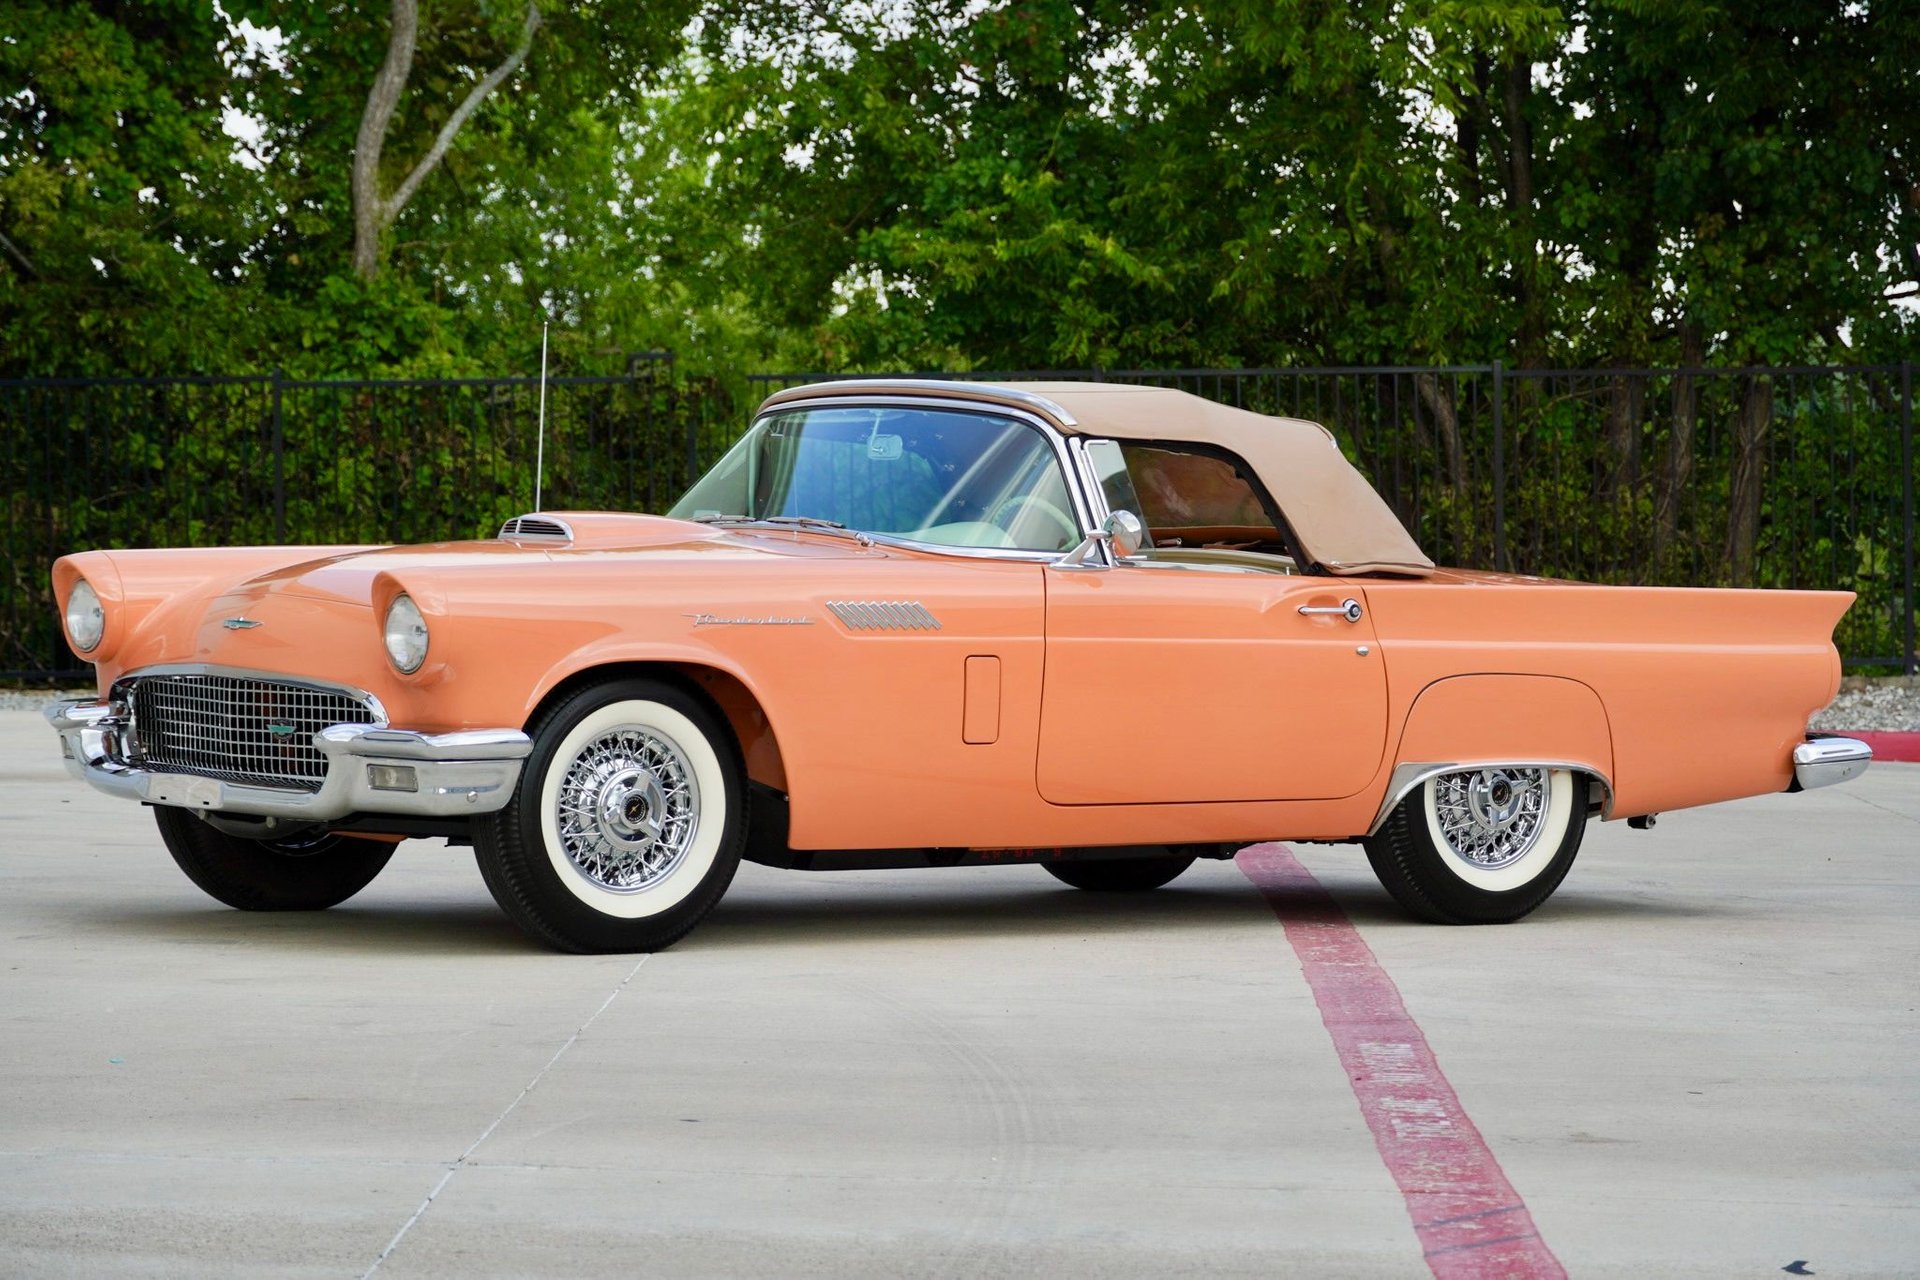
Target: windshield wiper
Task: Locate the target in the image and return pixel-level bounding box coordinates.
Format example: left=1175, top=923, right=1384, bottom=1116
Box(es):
left=694, top=514, right=848, bottom=531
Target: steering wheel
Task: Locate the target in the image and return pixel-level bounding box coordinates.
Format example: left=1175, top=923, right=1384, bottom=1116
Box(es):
left=988, top=494, right=1079, bottom=549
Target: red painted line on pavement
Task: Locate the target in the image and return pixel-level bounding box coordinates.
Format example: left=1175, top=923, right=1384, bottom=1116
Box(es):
left=1237, top=843, right=1566, bottom=1280
left=1846, top=730, right=1920, bottom=764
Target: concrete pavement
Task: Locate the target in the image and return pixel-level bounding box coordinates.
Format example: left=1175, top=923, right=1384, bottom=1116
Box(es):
left=1, top=708, right=1915, bottom=1277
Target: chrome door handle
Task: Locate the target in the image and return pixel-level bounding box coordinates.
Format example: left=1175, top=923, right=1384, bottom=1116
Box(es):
left=1298, top=598, right=1364, bottom=624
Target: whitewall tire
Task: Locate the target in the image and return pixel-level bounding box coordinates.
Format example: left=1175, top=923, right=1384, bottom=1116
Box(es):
left=1364, top=766, right=1587, bottom=924
left=475, top=678, right=745, bottom=952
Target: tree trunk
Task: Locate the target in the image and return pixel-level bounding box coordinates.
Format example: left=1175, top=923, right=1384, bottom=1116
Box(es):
left=1500, top=56, right=1547, bottom=371
left=351, top=0, right=543, bottom=280
left=1599, top=375, right=1644, bottom=505
left=1414, top=372, right=1470, bottom=556
left=1726, top=374, right=1772, bottom=588
left=1653, top=322, right=1704, bottom=565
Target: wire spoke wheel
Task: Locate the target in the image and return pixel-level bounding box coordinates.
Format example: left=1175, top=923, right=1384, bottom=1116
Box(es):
left=554, top=727, right=699, bottom=893
left=1364, top=765, right=1587, bottom=924
left=473, top=678, right=745, bottom=953
left=1429, top=767, right=1550, bottom=872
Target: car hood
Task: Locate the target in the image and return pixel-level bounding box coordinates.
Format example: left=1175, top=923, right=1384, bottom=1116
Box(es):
left=218, top=514, right=878, bottom=608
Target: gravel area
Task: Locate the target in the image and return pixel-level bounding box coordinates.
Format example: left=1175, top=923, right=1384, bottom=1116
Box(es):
left=9, top=680, right=1918, bottom=728
left=1810, top=681, right=1920, bottom=732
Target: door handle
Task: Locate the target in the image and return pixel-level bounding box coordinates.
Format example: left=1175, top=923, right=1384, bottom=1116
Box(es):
left=1298, top=598, right=1364, bottom=624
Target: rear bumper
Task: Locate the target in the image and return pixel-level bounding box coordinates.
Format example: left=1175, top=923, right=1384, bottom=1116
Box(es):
left=1791, top=734, right=1872, bottom=791
left=46, top=700, right=530, bottom=822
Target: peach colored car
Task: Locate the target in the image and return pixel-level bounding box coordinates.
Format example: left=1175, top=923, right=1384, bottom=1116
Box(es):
left=46, top=380, right=1872, bottom=952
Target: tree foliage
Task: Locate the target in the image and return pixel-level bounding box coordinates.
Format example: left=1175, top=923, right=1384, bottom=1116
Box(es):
left=688, top=0, right=1918, bottom=370
left=1, top=0, right=700, bottom=377
left=0, top=1, right=1913, bottom=377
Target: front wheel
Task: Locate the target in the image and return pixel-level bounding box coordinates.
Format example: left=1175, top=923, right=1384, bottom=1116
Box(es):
left=474, top=677, right=746, bottom=953
left=1363, top=766, right=1587, bottom=924
left=154, top=806, right=395, bottom=911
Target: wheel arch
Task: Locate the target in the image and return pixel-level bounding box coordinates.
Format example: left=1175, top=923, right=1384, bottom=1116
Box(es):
left=1367, top=760, right=1613, bottom=837
left=522, top=661, right=790, bottom=794
left=1372, top=674, right=1616, bottom=834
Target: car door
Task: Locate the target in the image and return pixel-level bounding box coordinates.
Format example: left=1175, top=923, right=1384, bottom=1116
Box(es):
left=1036, top=562, right=1388, bottom=805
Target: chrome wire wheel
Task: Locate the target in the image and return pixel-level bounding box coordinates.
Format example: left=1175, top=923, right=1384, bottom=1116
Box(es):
left=1429, top=766, right=1549, bottom=872
left=1365, top=764, right=1587, bottom=925
left=476, top=681, right=745, bottom=952
left=553, top=727, right=700, bottom=893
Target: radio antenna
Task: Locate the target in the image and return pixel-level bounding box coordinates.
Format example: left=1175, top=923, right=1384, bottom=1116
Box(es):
left=533, top=320, right=550, bottom=512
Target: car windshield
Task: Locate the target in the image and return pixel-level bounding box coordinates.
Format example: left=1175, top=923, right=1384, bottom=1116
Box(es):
left=670, top=405, right=1081, bottom=552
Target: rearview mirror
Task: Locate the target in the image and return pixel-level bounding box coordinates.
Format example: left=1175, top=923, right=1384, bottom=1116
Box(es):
left=1104, top=510, right=1145, bottom=559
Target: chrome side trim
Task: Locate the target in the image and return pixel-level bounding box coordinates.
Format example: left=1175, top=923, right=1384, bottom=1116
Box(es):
left=48, top=700, right=531, bottom=821
left=759, top=379, right=1080, bottom=427
left=1366, top=760, right=1615, bottom=837
left=1790, top=734, right=1871, bottom=791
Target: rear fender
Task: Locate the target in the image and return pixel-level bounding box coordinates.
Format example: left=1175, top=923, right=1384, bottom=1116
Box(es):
left=1374, top=674, right=1615, bottom=832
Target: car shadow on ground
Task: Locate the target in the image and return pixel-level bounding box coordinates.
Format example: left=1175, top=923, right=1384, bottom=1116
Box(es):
left=73, top=900, right=536, bottom=956
left=66, top=868, right=1724, bottom=958
left=698, top=880, right=1275, bottom=950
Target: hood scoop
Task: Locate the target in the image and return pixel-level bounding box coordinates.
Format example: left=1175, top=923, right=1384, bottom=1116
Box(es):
left=498, top=515, right=575, bottom=545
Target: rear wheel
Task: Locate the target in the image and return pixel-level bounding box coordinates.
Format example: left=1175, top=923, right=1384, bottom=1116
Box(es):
left=154, top=806, right=395, bottom=911
left=1363, top=766, right=1586, bottom=924
left=474, top=677, right=746, bottom=953
left=1043, top=852, right=1196, bottom=892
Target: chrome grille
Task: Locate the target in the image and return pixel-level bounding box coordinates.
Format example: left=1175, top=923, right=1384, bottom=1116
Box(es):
left=126, top=674, right=381, bottom=792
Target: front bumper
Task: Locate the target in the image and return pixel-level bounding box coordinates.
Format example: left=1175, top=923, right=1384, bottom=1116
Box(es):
left=1791, top=733, right=1872, bottom=791
left=46, top=700, right=531, bottom=822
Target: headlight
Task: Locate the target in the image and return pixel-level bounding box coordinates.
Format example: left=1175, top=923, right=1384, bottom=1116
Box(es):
left=384, top=594, right=429, bottom=673
left=66, top=579, right=105, bottom=652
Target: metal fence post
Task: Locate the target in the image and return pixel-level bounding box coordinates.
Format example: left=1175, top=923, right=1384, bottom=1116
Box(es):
left=1492, top=359, right=1507, bottom=572
left=1902, top=360, right=1915, bottom=675
left=271, top=369, right=286, bottom=543
left=684, top=405, right=699, bottom=493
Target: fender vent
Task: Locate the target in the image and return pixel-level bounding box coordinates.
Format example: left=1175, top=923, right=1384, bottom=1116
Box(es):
left=826, top=600, right=943, bottom=632
left=499, top=515, right=574, bottom=544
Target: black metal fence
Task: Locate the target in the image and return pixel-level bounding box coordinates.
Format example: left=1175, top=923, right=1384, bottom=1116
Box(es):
left=3, top=361, right=1914, bottom=678
left=1, top=358, right=741, bottom=679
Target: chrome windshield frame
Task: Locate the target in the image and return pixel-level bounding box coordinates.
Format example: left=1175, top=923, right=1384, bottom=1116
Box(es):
left=758, top=379, right=1080, bottom=427
left=729, top=394, right=1099, bottom=562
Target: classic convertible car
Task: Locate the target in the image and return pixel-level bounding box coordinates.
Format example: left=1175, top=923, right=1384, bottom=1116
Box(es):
left=47, top=379, right=1871, bottom=952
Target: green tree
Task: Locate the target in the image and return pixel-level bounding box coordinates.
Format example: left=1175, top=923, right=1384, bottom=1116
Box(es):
left=1, top=1, right=703, bottom=377
left=0, top=0, right=284, bottom=374
left=688, top=0, right=1916, bottom=371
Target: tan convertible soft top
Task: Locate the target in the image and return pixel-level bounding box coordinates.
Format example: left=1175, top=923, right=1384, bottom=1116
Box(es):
left=758, top=379, right=1435, bottom=577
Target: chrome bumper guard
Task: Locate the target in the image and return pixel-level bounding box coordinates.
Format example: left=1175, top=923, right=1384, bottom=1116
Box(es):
left=46, top=700, right=531, bottom=822
left=1791, top=733, right=1872, bottom=792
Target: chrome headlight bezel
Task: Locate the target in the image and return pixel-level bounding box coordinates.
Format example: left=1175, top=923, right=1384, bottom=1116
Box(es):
left=383, top=594, right=430, bottom=674
left=65, top=579, right=105, bottom=652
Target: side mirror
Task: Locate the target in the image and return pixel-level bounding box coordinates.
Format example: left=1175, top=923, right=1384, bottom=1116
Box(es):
left=1104, top=510, right=1145, bottom=559
left=1053, top=509, right=1146, bottom=571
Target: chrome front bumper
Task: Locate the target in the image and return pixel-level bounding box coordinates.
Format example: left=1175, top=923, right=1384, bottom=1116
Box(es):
left=1791, top=734, right=1872, bottom=791
left=46, top=701, right=531, bottom=822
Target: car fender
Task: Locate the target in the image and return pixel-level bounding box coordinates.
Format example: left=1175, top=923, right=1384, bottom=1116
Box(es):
left=1374, top=674, right=1616, bottom=832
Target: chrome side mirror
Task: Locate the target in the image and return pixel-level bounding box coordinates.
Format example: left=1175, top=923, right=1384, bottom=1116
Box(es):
left=1053, top=509, right=1146, bottom=571
left=1104, top=510, right=1145, bottom=559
